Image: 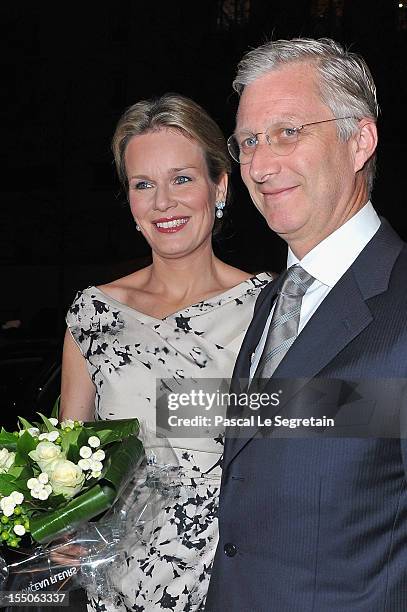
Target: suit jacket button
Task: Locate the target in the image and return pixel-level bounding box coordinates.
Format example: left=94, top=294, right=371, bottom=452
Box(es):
left=224, top=542, right=237, bottom=557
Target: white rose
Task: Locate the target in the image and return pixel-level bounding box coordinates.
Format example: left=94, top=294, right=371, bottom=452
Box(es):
left=0, top=448, right=15, bottom=474
left=48, top=459, right=85, bottom=499
left=29, top=441, right=62, bottom=472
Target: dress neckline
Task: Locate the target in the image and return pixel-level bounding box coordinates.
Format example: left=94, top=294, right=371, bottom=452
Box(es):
left=89, top=272, right=272, bottom=324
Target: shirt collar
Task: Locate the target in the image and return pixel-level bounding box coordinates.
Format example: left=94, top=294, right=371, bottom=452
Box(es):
left=287, top=201, right=381, bottom=288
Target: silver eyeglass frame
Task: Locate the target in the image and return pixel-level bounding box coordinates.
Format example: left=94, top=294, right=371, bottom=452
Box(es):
left=227, top=116, right=356, bottom=164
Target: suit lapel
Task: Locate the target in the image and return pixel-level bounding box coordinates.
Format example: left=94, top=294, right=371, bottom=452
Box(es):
left=271, top=268, right=372, bottom=379
left=226, top=269, right=373, bottom=462
left=225, top=218, right=404, bottom=467
left=231, top=275, right=283, bottom=385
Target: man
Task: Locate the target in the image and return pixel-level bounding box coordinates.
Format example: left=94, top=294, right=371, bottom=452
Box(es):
left=206, top=38, right=407, bottom=611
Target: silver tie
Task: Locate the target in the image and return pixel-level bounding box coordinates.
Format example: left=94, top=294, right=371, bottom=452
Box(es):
left=253, top=265, right=315, bottom=380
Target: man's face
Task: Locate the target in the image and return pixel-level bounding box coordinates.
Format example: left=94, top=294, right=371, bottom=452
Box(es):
left=236, top=62, right=368, bottom=258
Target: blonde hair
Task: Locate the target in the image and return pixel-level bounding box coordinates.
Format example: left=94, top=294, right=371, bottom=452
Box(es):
left=112, top=93, right=231, bottom=195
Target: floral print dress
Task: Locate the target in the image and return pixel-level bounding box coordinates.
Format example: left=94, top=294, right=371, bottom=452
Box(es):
left=66, top=272, right=272, bottom=612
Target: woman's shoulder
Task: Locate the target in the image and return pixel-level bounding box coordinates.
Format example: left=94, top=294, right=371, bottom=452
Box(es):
left=189, top=268, right=274, bottom=316
left=65, top=269, right=148, bottom=324
left=218, top=263, right=253, bottom=286
left=96, top=266, right=152, bottom=303
left=67, top=286, right=94, bottom=315
left=66, top=286, right=109, bottom=329
left=217, top=261, right=274, bottom=291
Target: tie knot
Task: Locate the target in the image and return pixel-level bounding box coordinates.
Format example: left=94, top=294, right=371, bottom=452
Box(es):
left=281, top=264, right=315, bottom=297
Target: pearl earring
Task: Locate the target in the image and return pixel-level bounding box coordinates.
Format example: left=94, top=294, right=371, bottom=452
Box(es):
left=136, top=224, right=141, bottom=231
left=215, top=201, right=225, bottom=219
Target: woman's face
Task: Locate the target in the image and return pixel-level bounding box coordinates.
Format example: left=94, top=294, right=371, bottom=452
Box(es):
left=125, top=128, right=227, bottom=260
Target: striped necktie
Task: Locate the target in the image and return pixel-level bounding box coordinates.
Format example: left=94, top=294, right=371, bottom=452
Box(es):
left=253, top=265, right=315, bottom=380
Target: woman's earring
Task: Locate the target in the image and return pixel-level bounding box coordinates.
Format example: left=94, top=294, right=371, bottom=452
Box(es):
left=215, top=201, right=225, bottom=219
left=136, top=223, right=141, bottom=231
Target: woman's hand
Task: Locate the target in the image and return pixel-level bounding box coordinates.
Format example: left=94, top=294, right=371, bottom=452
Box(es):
left=49, top=536, right=87, bottom=568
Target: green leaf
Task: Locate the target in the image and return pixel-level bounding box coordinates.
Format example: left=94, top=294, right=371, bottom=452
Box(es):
left=13, top=451, right=32, bottom=467
left=60, top=427, right=87, bottom=462
left=12, top=430, right=38, bottom=467
left=7, top=465, right=33, bottom=481
left=42, top=492, right=67, bottom=510
left=30, top=484, right=116, bottom=543
left=30, top=435, right=144, bottom=544
left=36, top=413, right=57, bottom=432
left=0, top=474, right=22, bottom=496
left=50, top=396, right=60, bottom=420
left=60, top=428, right=80, bottom=455
left=10, top=477, right=32, bottom=493
left=17, top=416, right=34, bottom=430
left=0, top=429, right=18, bottom=450
left=102, top=436, right=144, bottom=498
left=16, top=431, right=38, bottom=457
left=23, top=493, right=66, bottom=513
left=84, top=418, right=140, bottom=446
left=0, top=427, right=13, bottom=436
left=65, top=429, right=88, bottom=464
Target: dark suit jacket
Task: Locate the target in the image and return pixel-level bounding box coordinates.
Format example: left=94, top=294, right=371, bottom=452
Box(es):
left=206, top=219, right=407, bottom=612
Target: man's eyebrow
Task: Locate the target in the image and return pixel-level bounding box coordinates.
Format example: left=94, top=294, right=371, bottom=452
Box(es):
left=236, top=114, right=300, bottom=131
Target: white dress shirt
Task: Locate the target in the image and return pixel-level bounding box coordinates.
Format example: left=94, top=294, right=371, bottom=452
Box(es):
left=250, top=201, right=381, bottom=377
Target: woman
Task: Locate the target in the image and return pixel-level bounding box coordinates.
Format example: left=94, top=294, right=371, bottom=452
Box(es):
left=60, top=93, right=272, bottom=611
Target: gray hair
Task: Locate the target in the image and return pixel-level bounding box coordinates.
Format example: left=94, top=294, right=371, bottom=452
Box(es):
left=233, top=38, right=378, bottom=194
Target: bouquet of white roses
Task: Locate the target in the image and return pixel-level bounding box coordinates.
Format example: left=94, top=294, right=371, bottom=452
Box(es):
left=0, top=407, right=143, bottom=549
left=0, top=411, right=181, bottom=602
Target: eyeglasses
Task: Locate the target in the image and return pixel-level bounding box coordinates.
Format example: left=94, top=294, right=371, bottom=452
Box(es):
left=227, top=117, right=355, bottom=164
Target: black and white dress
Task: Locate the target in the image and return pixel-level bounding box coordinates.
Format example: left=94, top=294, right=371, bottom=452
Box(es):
left=66, top=273, right=272, bottom=612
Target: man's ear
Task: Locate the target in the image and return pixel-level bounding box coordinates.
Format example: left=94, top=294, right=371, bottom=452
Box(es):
left=353, top=119, right=378, bottom=173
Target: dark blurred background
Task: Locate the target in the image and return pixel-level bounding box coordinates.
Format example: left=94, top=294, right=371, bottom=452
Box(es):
left=1, top=0, right=407, bottom=424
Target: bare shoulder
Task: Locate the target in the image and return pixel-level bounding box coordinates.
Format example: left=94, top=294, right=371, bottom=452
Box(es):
left=215, top=261, right=255, bottom=288
left=215, top=263, right=276, bottom=295
left=97, top=266, right=152, bottom=301
left=217, top=258, right=277, bottom=284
